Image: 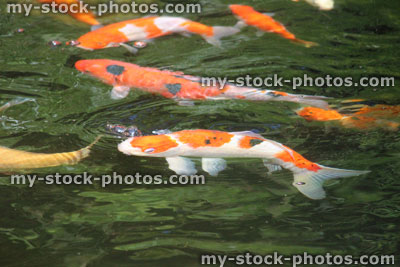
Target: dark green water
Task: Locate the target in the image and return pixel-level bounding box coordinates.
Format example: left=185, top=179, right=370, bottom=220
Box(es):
left=1, top=0, right=399, bottom=266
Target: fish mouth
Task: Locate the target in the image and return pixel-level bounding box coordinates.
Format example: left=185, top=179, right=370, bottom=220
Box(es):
left=117, top=139, right=142, bottom=156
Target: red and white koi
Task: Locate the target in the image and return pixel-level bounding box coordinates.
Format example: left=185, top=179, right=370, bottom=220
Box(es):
left=229, top=4, right=318, bottom=47
left=75, top=59, right=330, bottom=108
left=71, top=16, right=239, bottom=53
left=118, top=129, right=369, bottom=199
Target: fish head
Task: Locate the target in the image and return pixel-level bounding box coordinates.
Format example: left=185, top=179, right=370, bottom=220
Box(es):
left=118, top=135, right=179, bottom=157
left=296, top=107, right=343, bottom=121
left=74, top=31, right=114, bottom=50
left=75, top=59, right=126, bottom=84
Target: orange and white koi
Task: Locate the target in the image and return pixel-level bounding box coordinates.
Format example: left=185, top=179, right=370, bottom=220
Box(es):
left=0, top=136, right=101, bottom=171
left=71, top=16, right=239, bottom=53
left=292, top=0, right=334, bottom=11
left=37, top=0, right=100, bottom=26
left=75, top=59, right=330, bottom=108
left=229, top=4, right=318, bottom=47
left=118, top=129, right=369, bottom=199
left=297, top=106, right=400, bottom=131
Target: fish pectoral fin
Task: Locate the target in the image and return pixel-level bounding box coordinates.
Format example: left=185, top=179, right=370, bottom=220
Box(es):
left=166, top=157, right=197, bottom=175
left=179, top=32, right=192, bottom=38
left=262, top=160, right=282, bottom=174
left=234, top=21, right=247, bottom=30
left=201, top=158, right=227, bottom=176
left=111, top=86, right=130, bottom=99
left=262, top=12, right=275, bottom=17
left=256, top=30, right=265, bottom=37
left=119, top=43, right=139, bottom=54
left=176, top=100, right=195, bottom=106
left=91, top=24, right=104, bottom=31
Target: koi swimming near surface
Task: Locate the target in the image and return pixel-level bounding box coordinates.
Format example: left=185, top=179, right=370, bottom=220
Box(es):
left=118, top=129, right=369, bottom=200
left=75, top=59, right=330, bottom=108
left=70, top=16, right=240, bottom=53
left=229, top=4, right=318, bottom=47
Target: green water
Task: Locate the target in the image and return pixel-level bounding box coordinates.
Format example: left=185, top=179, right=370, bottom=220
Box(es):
left=1, top=0, right=399, bottom=266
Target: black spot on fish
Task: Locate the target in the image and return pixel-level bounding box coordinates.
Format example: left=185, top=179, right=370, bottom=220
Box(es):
left=106, top=65, right=125, bottom=76
left=205, top=139, right=211, bottom=145
left=166, top=83, right=182, bottom=95
left=250, top=139, right=263, bottom=147
left=267, top=91, right=279, bottom=97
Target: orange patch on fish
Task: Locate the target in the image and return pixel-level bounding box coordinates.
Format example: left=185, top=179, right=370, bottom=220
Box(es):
left=275, top=146, right=321, bottom=172
left=239, top=136, right=265, bottom=149
left=297, top=107, right=343, bottom=121
left=175, top=130, right=233, bottom=148
left=180, top=21, right=213, bottom=37
left=130, top=135, right=178, bottom=153
left=272, top=91, right=289, bottom=96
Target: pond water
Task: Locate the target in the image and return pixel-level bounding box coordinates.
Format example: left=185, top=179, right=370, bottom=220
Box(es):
left=0, top=0, right=399, bottom=266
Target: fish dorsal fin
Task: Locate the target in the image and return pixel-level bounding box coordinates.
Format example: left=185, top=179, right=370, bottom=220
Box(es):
left=201, top=158, right=227, bottom=176
left=231, top=131, right=265, bottom=139
left=263, top=160, right=283, bottom=174
left=166, top=157, right=197, bottom=175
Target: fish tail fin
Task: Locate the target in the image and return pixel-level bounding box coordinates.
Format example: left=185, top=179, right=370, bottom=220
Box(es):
left=223, top=87, right=331, bottom=108
left=234, top=21, right=247, bottom=30
left=292, top=38, right=319, bottom=48
left=204, top=26, right=240, bottom=47
left=79, top=135, right=103, bottom=158
left=292, top=165, right=369, bottom=199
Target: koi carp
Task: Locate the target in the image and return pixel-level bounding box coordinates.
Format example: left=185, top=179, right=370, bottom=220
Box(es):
left=297, top=106, right=400, bottom=131
left=37, top=0, right=100, bottom=26
left=70, top=16, right=240, bottom=53
left=0, top=136, right=101, bottom=170
left=118, top=129, right=369, bottom=199
left=75, top=59, right=330, bottom=108
left=229, top=4, right=318, bottom=47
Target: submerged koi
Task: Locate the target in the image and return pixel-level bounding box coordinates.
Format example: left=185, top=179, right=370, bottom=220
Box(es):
left=37, top=0, right=100, bottom=26
left=118, top=129, right=369, bottom=199
left=71, top=16, right=239, bottom=53
left=0, top=136, right=101, bottom=170
left=229, top=4, right=318, bottom=47
left=297, top=107, right=399, bottom=131
left=292, top=0, right=334, bottom=11
left=75, top=59, right=330, bottom=108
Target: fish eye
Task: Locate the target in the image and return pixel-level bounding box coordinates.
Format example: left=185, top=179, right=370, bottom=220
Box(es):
left=296, top=182, right=306, bottom=185
left=144, top=148, right=155, bottom=153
